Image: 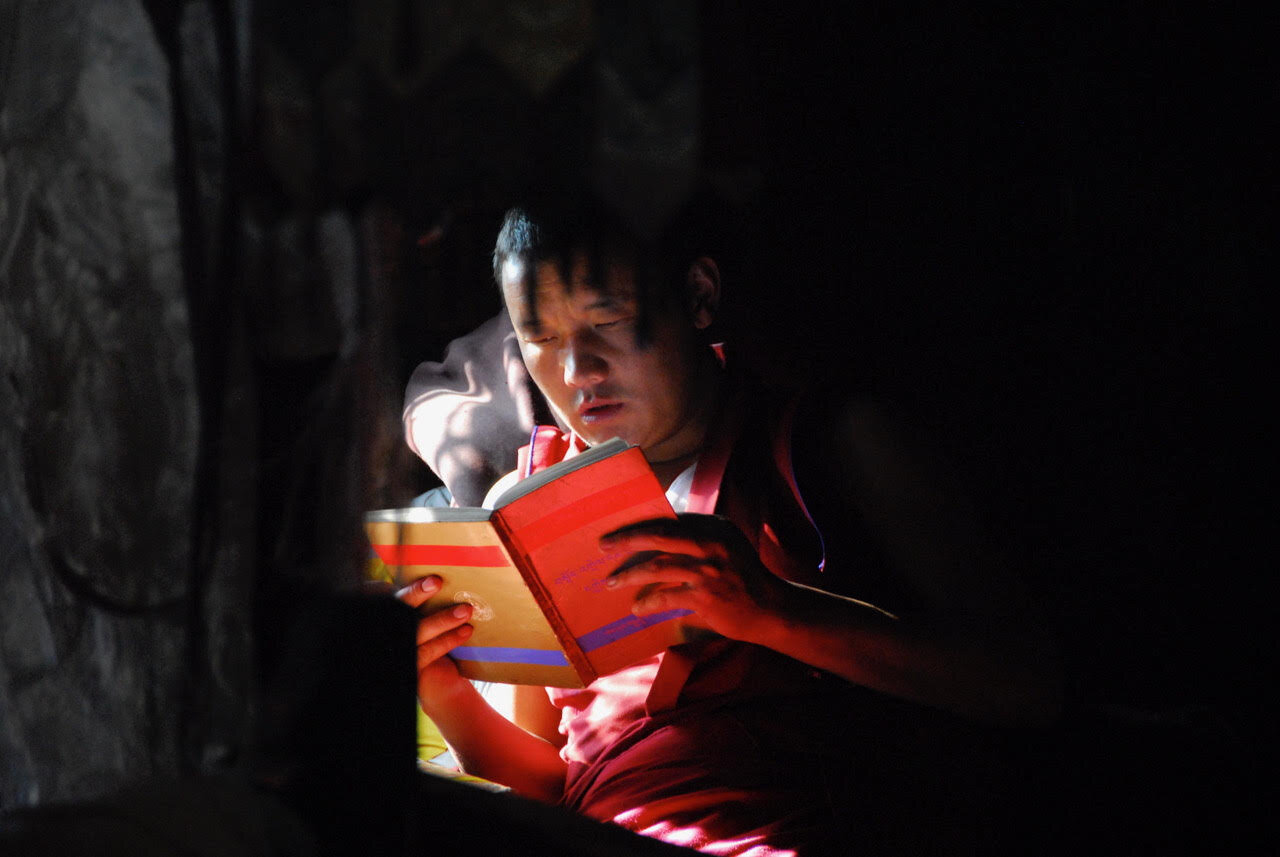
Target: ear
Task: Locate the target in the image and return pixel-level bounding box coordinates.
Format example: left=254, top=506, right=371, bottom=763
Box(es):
left=685, top=257, right=721, bottom=330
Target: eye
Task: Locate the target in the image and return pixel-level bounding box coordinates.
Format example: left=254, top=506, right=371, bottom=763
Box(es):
left=595, top=315, right=634, bottom=331
left=524, top=333, right=556, bottom=345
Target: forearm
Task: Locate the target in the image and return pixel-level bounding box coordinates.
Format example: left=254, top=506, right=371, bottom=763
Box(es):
left=603, top=511, right=1063, bottom=726
left=753, top=583, right=1064, bottom=727
left=423, top=682, right=567, bottom=802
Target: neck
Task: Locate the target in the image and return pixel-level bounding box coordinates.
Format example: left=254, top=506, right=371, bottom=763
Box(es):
left=647, top=355, right=726, bottom=489
left=649, top=448, right=702, bottom=489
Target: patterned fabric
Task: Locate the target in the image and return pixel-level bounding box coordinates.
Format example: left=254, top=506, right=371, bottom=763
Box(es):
left=403, top=312, right=555, bottom=507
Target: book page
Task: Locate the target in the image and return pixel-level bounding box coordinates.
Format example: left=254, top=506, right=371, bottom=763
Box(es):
left=492, top=437, right=632, bottom=507
left=366, top=506, right=492, bottom=524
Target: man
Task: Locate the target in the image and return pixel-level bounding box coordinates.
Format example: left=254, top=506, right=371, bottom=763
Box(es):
left=400, top=199, right=1062, bottom=855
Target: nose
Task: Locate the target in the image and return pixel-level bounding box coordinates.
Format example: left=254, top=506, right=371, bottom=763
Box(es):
left=562, top=334, right=608, bottom=388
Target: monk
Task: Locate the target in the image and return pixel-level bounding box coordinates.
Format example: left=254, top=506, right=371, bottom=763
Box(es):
left=399, top=198, right=1062, bottom=855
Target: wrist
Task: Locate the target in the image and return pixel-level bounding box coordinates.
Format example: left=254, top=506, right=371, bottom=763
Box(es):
left=419, top=674, right=480, bottom=722
left=749, top=580, right=813, bottom=651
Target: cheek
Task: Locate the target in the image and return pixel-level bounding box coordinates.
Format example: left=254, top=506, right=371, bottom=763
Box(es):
left=521, top=349, right=571, bottom=402
left=633, top=351, right=688, bottom=407
left=519, top=345, right=553, bottom=379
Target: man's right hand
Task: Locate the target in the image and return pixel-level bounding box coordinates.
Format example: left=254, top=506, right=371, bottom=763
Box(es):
left=394, top=574, right=567, bottom=799
left=395, top=576, right=475, bottom=713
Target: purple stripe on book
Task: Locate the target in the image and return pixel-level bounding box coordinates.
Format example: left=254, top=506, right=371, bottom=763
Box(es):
left=451, top=646, right=570, bottom=666
left=576, top=609, right=693, bottom=653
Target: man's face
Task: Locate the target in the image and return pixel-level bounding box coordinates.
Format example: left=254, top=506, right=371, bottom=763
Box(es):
left=501, top=253, right=713, bottom=465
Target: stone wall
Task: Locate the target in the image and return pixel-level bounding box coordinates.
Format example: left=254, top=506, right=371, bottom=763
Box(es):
left=1, top=0, right=198, bottom=805
left=0, top=0, right=737, bottom=810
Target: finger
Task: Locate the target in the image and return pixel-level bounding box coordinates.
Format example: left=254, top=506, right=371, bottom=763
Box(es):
left=602, top=513, right=734, bottom=545
left=606, top=562, right=704, bottom=591
left=396, top=575, right=442, bottom=607
left=631, top=585, right=696, bottom=617
left=609, top=549, right=711, bottom=576
left=417, top=622, right=474, bottom=669
left=415, top=602, right=473, bottom=646
left=601, top=532, right=729, bottom=559
left=601, top=515, right=687, bottom=538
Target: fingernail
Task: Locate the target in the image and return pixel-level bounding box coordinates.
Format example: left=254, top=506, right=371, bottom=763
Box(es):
left=604, top=575, right=618, bottom=588
left=452, top=605, right=471, bottom=619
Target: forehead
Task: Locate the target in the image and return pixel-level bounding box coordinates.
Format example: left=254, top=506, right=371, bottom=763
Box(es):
left=500, top=254, right=638, bottom=317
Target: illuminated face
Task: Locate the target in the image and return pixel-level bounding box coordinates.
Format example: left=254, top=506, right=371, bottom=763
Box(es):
left=501, top=253, right=717, bottom=467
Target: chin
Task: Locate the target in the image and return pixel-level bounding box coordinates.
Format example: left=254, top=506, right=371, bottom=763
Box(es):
left=564, top=408, right=646, bottom=448
left=589, top=430, right=636, bottom=447
left=584, top=425, right=643, bottom=449
left=568, top=422, right=617, bottom=445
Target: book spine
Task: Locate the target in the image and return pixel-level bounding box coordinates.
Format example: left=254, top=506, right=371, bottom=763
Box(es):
left=490, top=514, right=597, bottom=686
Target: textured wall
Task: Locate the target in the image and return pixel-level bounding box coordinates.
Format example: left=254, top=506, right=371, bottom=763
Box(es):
left=1, top=0, right=197, bottom=805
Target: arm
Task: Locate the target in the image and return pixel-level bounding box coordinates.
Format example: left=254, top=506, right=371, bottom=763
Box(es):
left=398, top=577, right=567, bottom=800
left=514, top=685, right=567, bottom=749
left=741, top=577, right=1059, bottom=726
left=603, top=400, right=1064, bottom=727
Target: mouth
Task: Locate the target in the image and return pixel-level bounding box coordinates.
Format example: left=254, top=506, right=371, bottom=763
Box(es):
left=578, top=400, right=624, bottom=424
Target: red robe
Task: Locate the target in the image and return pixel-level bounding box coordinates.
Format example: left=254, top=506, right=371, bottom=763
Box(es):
left=522, top=376, right=876, bottom=856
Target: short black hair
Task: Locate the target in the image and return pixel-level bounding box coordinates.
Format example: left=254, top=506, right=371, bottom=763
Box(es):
left=492, top=188, right=728, bottom=338
left=492, top=196, right=634, bottom=292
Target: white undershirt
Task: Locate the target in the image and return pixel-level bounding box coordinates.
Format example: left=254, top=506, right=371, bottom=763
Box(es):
left=664, top=462, right=697, bottom=513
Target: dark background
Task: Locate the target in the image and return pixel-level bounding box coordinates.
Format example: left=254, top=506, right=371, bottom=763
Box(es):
left=1, top=0, right=1269, bottom=849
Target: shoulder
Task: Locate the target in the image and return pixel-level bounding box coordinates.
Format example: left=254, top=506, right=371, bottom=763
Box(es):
left=790, top=390, right=995, bottom=607
left=789, top=390, right=903, bottom=483
left=722, top=360, right=928, bottom=511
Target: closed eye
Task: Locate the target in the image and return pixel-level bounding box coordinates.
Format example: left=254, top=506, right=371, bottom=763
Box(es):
left=595, top=316, right=634, bottom=330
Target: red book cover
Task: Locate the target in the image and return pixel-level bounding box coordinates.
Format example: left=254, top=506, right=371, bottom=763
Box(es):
left=366, top=439, right=688, bottom=687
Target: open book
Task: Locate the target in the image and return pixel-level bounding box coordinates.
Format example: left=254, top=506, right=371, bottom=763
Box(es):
left=366, top=438, right=690, bottom=687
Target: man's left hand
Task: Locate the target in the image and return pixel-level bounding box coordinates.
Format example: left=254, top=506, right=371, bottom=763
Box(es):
left=601, top=514, right=799, bottom=643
